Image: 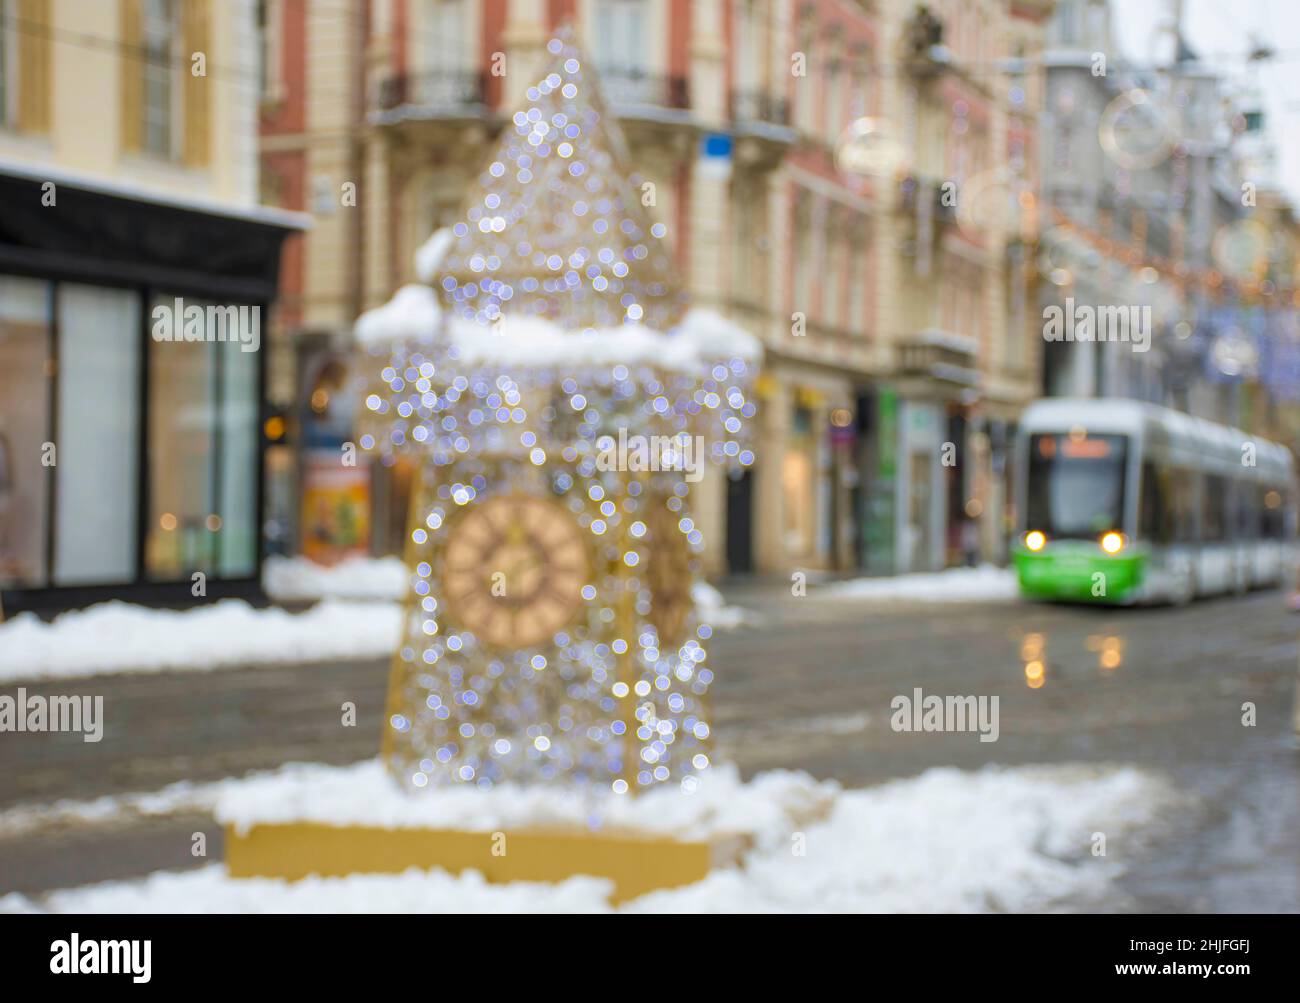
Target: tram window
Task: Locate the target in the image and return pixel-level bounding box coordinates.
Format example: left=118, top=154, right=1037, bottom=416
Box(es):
left=1237, top=483, right=1260, bottom=539
left=1171, top=469, right=1197, bottom=542
left=1202, top=475, right=1226, bottom=542
left=1139, top=462, right=1172, bottom=544
left=1026, top=434, right=1127, bottom=540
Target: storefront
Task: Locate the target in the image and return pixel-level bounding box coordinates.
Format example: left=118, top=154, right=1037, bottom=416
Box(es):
left=742, top=366, right=860, bottom=574
left=896, top=397, right=948, bottom=574
left=0, top=166, right=302, bottom=614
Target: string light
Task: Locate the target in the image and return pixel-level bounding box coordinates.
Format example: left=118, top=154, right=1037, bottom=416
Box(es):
left=358, top=31, right=758, bottom=794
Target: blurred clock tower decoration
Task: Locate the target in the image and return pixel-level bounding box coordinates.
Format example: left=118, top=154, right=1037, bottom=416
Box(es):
left=357, top=32, right=760, bottom=796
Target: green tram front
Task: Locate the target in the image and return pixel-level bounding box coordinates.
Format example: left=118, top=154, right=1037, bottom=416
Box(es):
left=1013, top=399, right=1295, bottom=605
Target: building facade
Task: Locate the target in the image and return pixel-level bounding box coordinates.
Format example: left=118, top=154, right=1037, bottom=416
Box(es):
left=259, top=0, right=1053, bottom=577
left=1039, top=0, right=1300, bottom=452
left=0, top=0, right=302, bottom=614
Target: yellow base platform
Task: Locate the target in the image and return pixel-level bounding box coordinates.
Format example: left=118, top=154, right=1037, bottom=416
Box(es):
left=225, top=822, right=747, bottom=904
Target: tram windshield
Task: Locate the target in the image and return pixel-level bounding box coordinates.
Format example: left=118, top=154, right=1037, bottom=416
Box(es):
left=1026, top=433, right=1128, bottom=540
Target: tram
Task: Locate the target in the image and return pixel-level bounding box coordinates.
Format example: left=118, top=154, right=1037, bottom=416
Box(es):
left=1013, top=398, right=1296, bottom=604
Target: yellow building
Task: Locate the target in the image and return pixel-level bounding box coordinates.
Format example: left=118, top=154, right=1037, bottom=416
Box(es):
left=0, top=0, right=302, bottom=613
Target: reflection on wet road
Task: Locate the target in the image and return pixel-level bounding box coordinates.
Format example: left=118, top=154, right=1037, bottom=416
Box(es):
left=709, top=587, right=1299, bottom=912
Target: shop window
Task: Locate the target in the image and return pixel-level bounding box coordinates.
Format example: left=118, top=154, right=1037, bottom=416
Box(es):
left=0, top=276, right=51, bottom=587
left=148, top=321, right=216, bottom=578
left=1, top=280, right=261, bottom=593
left=218, top=344, right=259, bottom=577
left=146, top=294, right=260, bottom=581
left=53, top=284, right=141, bottom=585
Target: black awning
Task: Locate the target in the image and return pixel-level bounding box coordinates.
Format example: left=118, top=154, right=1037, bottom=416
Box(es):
left=0, top=170, right=300, bottom=302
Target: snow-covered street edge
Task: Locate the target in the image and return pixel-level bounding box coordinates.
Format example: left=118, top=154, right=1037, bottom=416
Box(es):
left=264, top=554, right=410, bottom=601
left=819, top=565, right=1019, bottom=603
left=0, top=599, right=402, bottom=684
left=1, top=761, right=1187, bottom=913
left=0, top=562, right=752, bottom=684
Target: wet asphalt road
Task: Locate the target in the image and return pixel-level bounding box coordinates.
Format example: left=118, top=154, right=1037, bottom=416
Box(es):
left=1, top=584, right=1297, bottom=910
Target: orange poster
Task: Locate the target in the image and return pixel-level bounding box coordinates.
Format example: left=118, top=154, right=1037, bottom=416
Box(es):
left=299, top=452, right=371, bottom=563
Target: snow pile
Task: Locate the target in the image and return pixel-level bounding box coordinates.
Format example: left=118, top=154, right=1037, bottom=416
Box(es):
left=820, top=565, right=1018, bottom=603
left=631, top=764, right=1177, bottom=913
left=264, top=554, right=407, bottom=601
left=215, top=760, right=833, bottom=844
left=1, top=762, right=1182, bottom=913
left=691, top=580, right=752, bottom=630
left=0, top=599, right=400, bottom=683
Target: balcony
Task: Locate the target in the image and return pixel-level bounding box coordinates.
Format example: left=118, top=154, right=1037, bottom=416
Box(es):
left=729, top=88, right=797, bottom=167
left=896, top=329, right=981, bottom=387
left=729, top=89, right=791, bottom=128
left=374, top=70, right=488, bottom=122
left=592, top=65, right=690, bottom=116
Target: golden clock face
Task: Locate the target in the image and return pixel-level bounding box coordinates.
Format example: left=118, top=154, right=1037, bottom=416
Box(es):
left=441, top=494, right=590, bottom=649
left=644, top=501, right=692, bottom=647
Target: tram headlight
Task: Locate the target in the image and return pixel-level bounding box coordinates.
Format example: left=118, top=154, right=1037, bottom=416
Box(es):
left=1024, top=530, right=1046, bottom=552
left=1100, top=531, right=1125, bottom=555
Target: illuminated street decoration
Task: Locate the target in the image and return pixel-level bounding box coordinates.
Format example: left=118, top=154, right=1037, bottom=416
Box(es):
left=356, top=33, right=759, bottom=794
left=1098, top=89, right=1178, bottom=172
left=437, top=44, right=686, bottom=333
